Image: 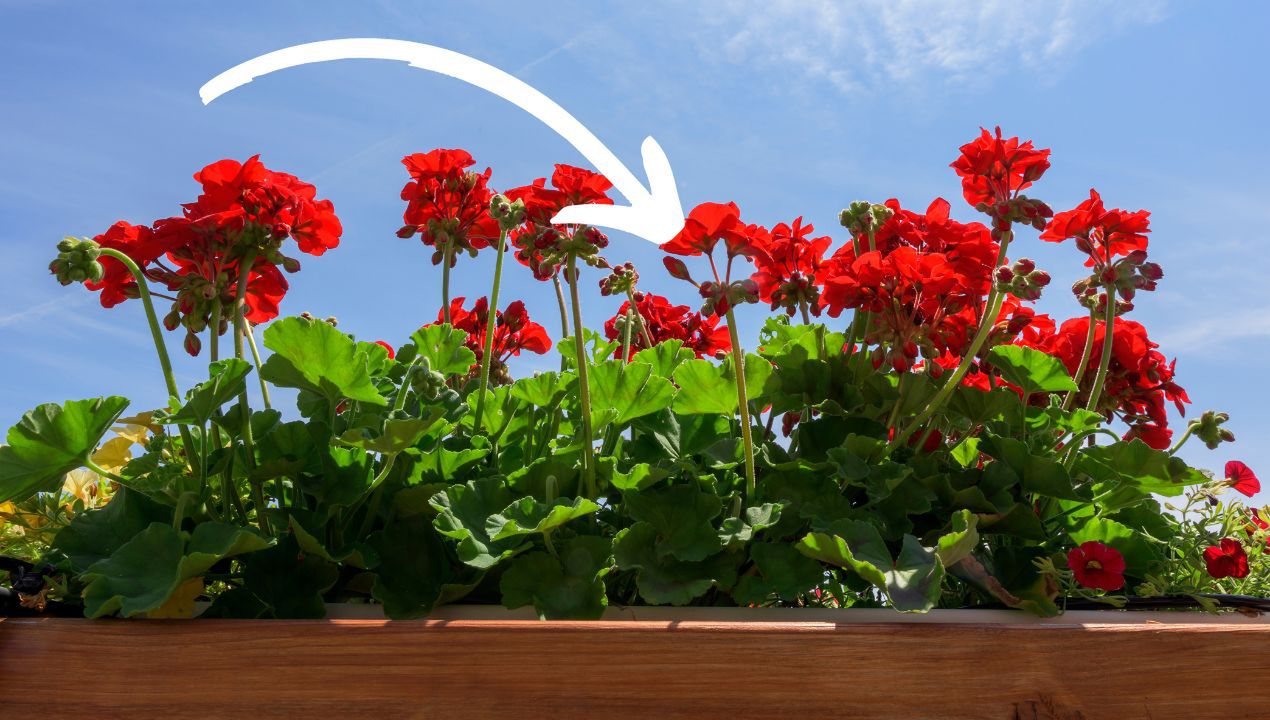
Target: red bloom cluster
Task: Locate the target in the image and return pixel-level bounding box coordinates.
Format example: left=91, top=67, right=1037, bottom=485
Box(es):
left=1067, top=541, right=1126, bottom=592
left=1041, top=189, right=1151, bottom=266
left=749, top=217, right=832, bottom=317
left=506, top=164, right=613, bottom=280
left=433, top=296, right=552, bottom=384
left=1203, top=539, right=1250, bottom=580
left=950, top=126, right=1051, bottom=208
left=819, top=198, right=1001, bottom=370
left=603, top=293, right=731, bottom=360
left=79, top=156, right=342, bottom=355
left=1026, top=317, right=1189, bottom=448
left=397, top=149, right=499, bottom=265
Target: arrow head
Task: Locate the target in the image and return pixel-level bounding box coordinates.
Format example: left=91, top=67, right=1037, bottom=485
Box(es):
left=550, top=136, right=685, bottom=245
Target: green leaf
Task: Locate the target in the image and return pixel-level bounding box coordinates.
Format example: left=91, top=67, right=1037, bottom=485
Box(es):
left=165, top=359, right=252, bottom=426
left=588, top=360, right=676, bottom=427
left=52, top=487, right=172, bottom=571
left=988, top=345, right=1079, bottom=399
left=510, top=371, right=574, bottom=407
left=624, top=484, right=722, bottom=561
left=461, top=386, right=519, bottom=439
left=671, top=359, right=737, bottom=415
left=336, top=410, right=444, bottom=454
left=609, top=463, right=671, bottom=492
left=369, top=515, right=450, bottom=619
left=409, top=323, right=477, bottom=377
left=240, top=536, right=340, bottom=618
left=1075, top=440, right=1208, bottom=497
left=631, top=340, right=694, bottom=378
left=796, top=521, right=945, bottom=612
left=0, top=396, right=130, bottom=502
left=732, top=542, right=825, bottom=605
left=261, top=316, right=386, bottom=407
left=500, top=536, right=613, bottom=619
left=718, top=503, right=783, bottom=550
left=430, top=479, right=529, bottom=569
left=612, top=523, right=739, bottom=605
left=288, top=515, right=378, bottom=569
left=981, top=436, right=1084, bottom=501
left=934, top=509, right=979, bottom=566
left=489, top=496, right=600, bottom=540
left=180, top=522, right=271, bottom=578
left=81, top=523, right=185, bottom=618
left=81, top=521, right=271, bottom=618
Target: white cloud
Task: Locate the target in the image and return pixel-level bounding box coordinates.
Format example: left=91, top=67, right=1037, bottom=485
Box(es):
left=699, top=0, right=1172, bottom=91
left=1155, top=307, right=1270, bottom=350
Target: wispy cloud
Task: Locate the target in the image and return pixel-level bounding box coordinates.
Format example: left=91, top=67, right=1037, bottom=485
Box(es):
left=1155, top=307, right=1270, bottom=350
left=697, top=0, right=1173, bottom=91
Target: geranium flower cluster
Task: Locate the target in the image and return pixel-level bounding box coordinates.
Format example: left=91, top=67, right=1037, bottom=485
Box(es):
left=430, top=297, right=552, bottom=385
left=54, top=156, right=341, bottom=355
left=603, top=292, right=731, bottom=360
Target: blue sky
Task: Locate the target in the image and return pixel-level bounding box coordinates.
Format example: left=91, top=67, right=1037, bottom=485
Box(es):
left=1, top=1, right=1266, bottom=503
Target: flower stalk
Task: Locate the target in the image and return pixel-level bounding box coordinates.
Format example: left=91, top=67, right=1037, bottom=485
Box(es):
left=726, top=307, right=757, bottom=497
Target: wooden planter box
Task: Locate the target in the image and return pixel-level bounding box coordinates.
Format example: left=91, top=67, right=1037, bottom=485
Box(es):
left=3, top=607, right=1268, bottom=719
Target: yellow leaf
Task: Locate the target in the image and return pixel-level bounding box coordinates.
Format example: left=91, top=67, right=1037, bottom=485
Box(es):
left=147, top=577, right=204, bottom=619
left=114, top=411, right=158, bottom=446
left=92, top=436, right=134, bottom=473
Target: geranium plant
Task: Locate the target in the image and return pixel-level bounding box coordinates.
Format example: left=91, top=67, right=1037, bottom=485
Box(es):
left=2, top=130, right=1266, bottom=620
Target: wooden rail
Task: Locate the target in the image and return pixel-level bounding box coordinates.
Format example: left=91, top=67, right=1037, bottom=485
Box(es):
left=3, top=617, right=1268, bottom=718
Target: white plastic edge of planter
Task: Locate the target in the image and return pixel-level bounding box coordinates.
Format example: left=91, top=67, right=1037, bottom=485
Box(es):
left=297, top=603, right=1270, bottom=625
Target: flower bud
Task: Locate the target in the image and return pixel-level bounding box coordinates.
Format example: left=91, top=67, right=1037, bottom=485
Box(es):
left=184, top=332, right=202, bottom=357
left=663, top=256, right=693, bottom=282
left=1029, top=270, right=1050, bottom=287
left=1013, top=258, right=1036, bottom=275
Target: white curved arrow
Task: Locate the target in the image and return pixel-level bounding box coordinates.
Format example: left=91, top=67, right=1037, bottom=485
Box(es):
left=199, top=38, right=685, bottom=245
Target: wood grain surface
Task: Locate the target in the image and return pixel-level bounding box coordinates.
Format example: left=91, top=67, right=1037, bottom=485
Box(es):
left=2, top=617, right=1267, bottom=719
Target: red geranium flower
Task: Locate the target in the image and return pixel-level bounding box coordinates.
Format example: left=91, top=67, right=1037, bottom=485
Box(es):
left=1202, top=539, right=1250, bottom=580
left=398, top=148, right=499, bottom=264
left=750, top=217, right=832, bottom=317
left=1023, top=316, right=1188, bottom=447
left=1040, top=189, right=1150, bottom=266
left=185, top=155, right=343, bottom=256
left=1067, top=541, right=1126, bottom=592
left=83, top=221, right=174, bottom=308
left=950, top=127, right=1051, bottom=208
left=1226, top=461, right=1260, bottom=497
left=505, top=164, right=613, bottom=280
left=603, top=293, right=731, bottom=360
left=661, top=202, right=763, bottom=259
left=75, top=157, right=341, bottom=356
left=374, top=340, right=396, bottom=360
left=430, top=297, right=552, bottom=384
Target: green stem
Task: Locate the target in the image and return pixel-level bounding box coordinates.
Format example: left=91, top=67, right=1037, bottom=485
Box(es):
left=97, top=249, right=182, bottom=404
left=243, top=320, right=273, bottom=410
left=441, top=235, right=455, bottom=325
left=1168, top=425, right=1197, bottom=456
left=85, top=458, right=126, bottom=485
left=232, top=251, right=265, bottom=533
left=553, top=275, right=571, bottom=371
left=725, top=307, right=757, bottom=498
left=625, top=288, right=654, bottom=348
left=474, top=229, right=509, bottom=435
left=566, top=256, right=597, bottom=498
left=1061, top=306, right=1099, bottom=411
left=1085, top=290, right=1118, bottom=412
